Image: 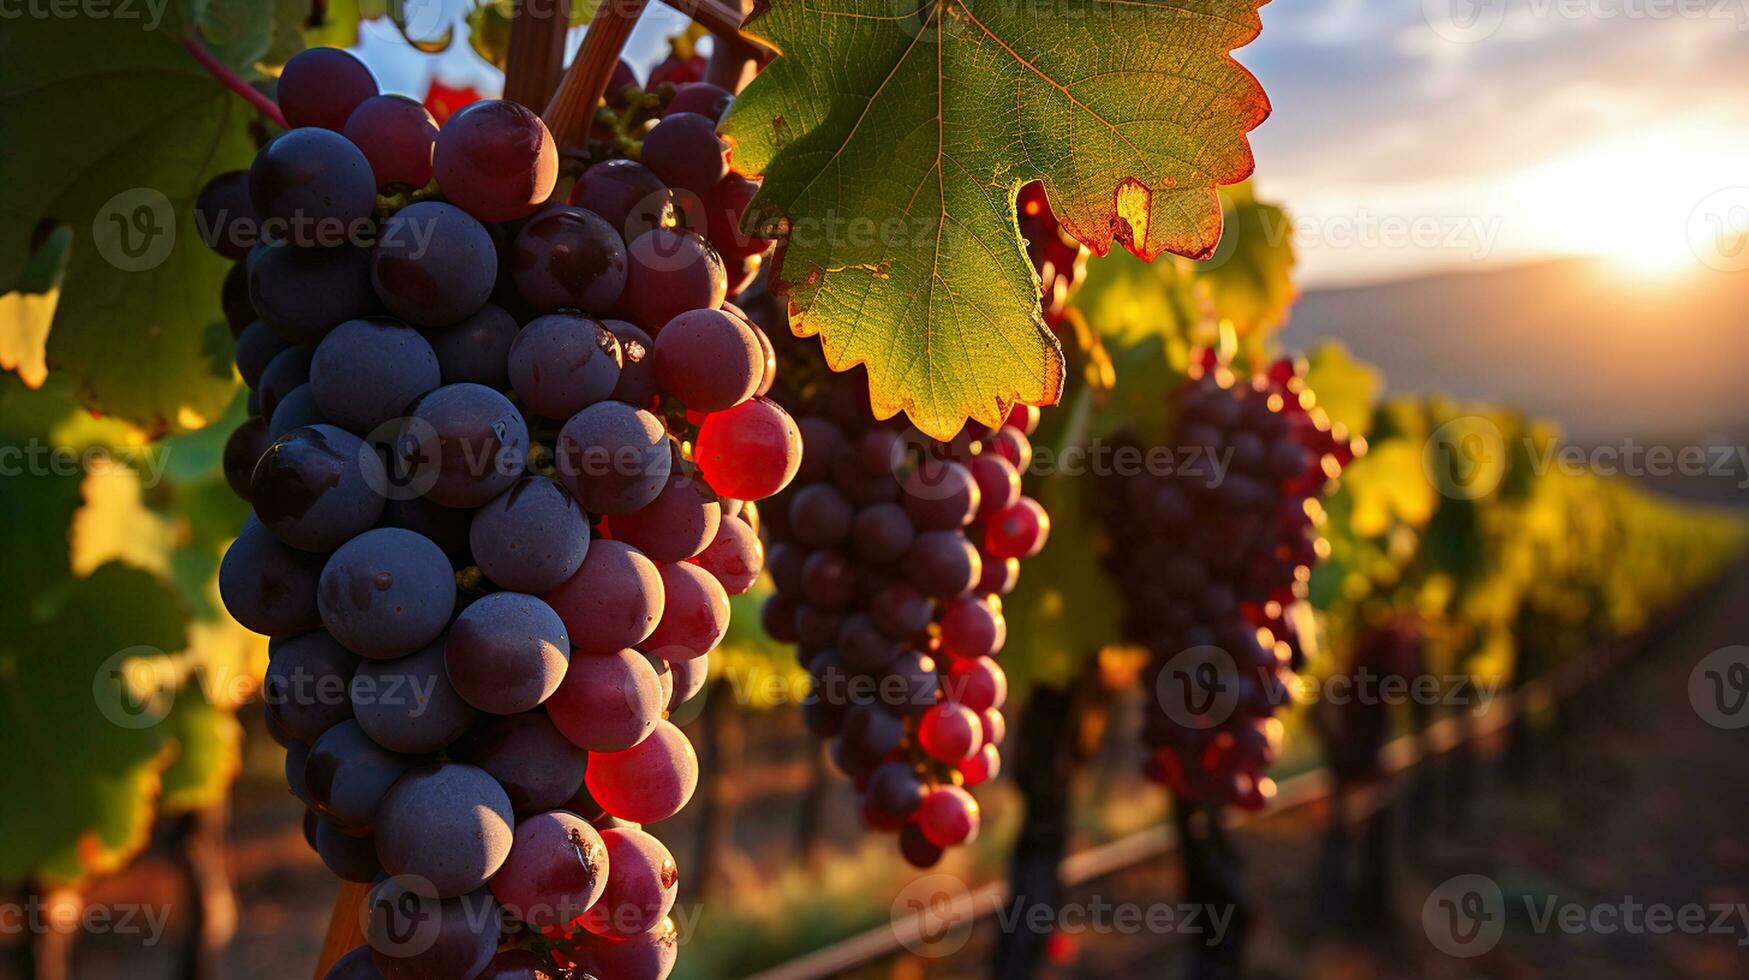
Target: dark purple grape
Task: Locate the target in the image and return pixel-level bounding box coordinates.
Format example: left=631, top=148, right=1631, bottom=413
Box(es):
left=851, top=501, right=915, bottom=562
left=902, top=530, right=982, bottom=598
left=869, top=580, right=933, bottom=639
left=344, top=94, right=438, bottom=190
left=365, top=881, right=499, bottom=980
left=249, top=128, right=376, bottom=247
left=433, top=100, right=558, bottom=222
left=491, top=810, right=608, bottom=928
left=195, top=170, right=257, bottom=259
left=664, top=82, right=732, bottom=121
left=554, top=402, right=671, bottom=514
left=619, top=228, right=726, bottom=332
left=426, top=303, right=518, bottom=388
left=310, top=317, right=441, bottom=436
left=235, top=320, right=290, bottom=388
left=542, top=541, right=665, bottom=656
left=251, top=424, right=386, bottom=552
left=569, top=158, right=673, bottom=242
left=351, top=635, right=476, bottom=754
left=867, top=761, right=925, bottom=816
left=842, top=702, right=905, bottom=761
left=837, top=613, right=903, bottom=673
left=219, top=515, right=326, bottom=635
left=470, top=476, right=591, bottom=593
left=800, top=550, right=857, bottom=607
left=374, top=762, right=514, bottom=896
left=508, top=312, right=622, bottom=419
left=606, top=320, right=657, bottom=408
left=641, top=112, right=728, bottom=197
left=372, top=202, right=497, bottom=327
left=314, top=818, right=381, bottom=883
left=263, top=630, right=358, bottom=744
left=788, top=484, right=853, bottom=548
left=256, top=344, right=313, bottom=422
left=399, top=383, right=529, bottom=508
left=224, top=416, right=271, bottom=500
left=304, top=719, right=415, bottom=835
left=451, top=711, right=586, bottom=818
left=267, top=383, right=325, bottom=439
left=321, top=946, right=378, bottom=980
left=510, top=205, right=628, bottom=315
left=317, top=527, right=457, bottom=658
left=651, top=308, right=760, bottom=410
left=882, top=650, right=941, bottom=715
left=222, top=261, right=255, bottom=335
left=902, top=459, right=980, bottom=530
left=278, top=47, right=379, bottom=131
left=445, top=592, right=570, bottom=714
left=249, top=241, right=377, bottom=344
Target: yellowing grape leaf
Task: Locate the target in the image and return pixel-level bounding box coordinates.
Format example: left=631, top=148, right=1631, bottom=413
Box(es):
left=1191, top=182, right=1297, bottom=338
left=724, top=0, right=1270, bottom=438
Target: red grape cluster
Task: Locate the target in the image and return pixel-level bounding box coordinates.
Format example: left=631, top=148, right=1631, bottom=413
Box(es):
left=1098, top=352, right=1354, bottom=810
left=1015, top=180, right=1088, bottom=330
left=209, top=47, right=792, bottom=980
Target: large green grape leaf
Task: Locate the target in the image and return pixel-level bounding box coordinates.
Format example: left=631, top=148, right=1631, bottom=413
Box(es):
left=723, top=0, right=1270, bottom=438
left=0, top=3, right=258, bottom=437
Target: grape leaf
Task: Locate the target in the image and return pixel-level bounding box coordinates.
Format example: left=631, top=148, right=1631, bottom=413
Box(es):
left=0, top=4, right=258, bottom=436
left=723, top=0, right=1270, bottom=438
left=1191, top=183, right=1297, bottom=338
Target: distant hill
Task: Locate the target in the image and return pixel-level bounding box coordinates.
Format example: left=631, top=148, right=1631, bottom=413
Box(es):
left=1280, top=257, right=1749, bottom=445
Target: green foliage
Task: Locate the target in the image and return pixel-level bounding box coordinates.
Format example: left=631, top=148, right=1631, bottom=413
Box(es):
left=723, top=0, right=1270, bottom=438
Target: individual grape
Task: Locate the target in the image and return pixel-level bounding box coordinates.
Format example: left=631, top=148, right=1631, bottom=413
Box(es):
left=961, top=743, right=1001, bottom=786
left=278, top=47, right=379, bottom=131
left=689, top=516, right=761, bottom=595
left=510, top=206, right=628, bottom=314
left=980, top=708, right=1006, bottom=748
left=267, top=383, right=326, bottom=439
left=866, top=761, right=925, bottom=817
left=667, top=654, right=709, bottom=712
left=374, top=762, right=514, bottom=896
left=344, top=94, right=438, bottom=190
left=976, top=555, right=1020, bottom=596
left=322, top=946, right=380, bottom=980
left=947, top=655, right=1007, bottom=712
left=745, top=315, right=777, bottom=395
left=508, top=312, right=622, bottom=418
left=664, top=82, right=732, bottom=121
left=651, top=309, right=760, bottom=411
left=479, top=948, right=565, bottom=980
left=899, top=818, right=945, bottom=871
left=427, top=304, right=518, bottom=388
left=263, top=629, right=357, bottom=744
left=249, top=241, right=377, bottom=344
left=902, top=530, right=981, bottom=598
left=607, top=321, right=657, bottom=408
left=641, top=112, right=728, bottom=197
left=918, top=702, right=982, bottom=764
left=432, top=100, right=558, bottom=222
left=585, top=720, right=698, bottom=823
left=837, top=613, right=903, bottom=673
left=569, top=158, right=673, bottom=242
left=553, top=402, right=671, bottom=514
left=219, top=515, right=326, bottom=636
left=795, top=604, right=846, bottom=651
left=868, top=581, right=933, bottom=639
left=546, top=649, right=665, bottom=752
left=251, top=424, right=387, bottom=552
left=987, top=426, right=1033, bottom=472
left=1005, top=404, right=1040, bottom=434
left=970, top=453, right=1021, bottom=517
left=365, top=880, right=499, bottom=980
left=840, top=702, right=905, bottom=762
left=449, top=711, right=586, bottom=818
left=643, top=562, right=729, bottom=662
left=315, top=818, right=381, bottom=883
left=284, top=742, right=312, bottom=804
left=761, top=594, right=800, bottom=643
left=850, top=501, right=915, bottom=562
left=799, top=550, right=856, bottom=608
left=445, top=591, right=570, bottom=714
left=788, top=484, right=853, bottom=548
left=918, top=785, right=980, bottom=847
left=470, top=476, right=591, bottom=593
left=619, top=228, right=726, bottom=332
left=304, top=719, right=415, bottom=835
left=579, top=827, right=678, bottom=937
left=256, top=345, right=313, bottom=422
left=224, top=416, right=271, bottom=501
left=902, top=459, right=979, bottom=530
left=693, top=397, right=801, bottom=501
left=491, top=810, right=608, bottom=927
left=195, top=170, right=257, bottom=260
left=881, top=650, right=941, bottom=715
left=571, top=917, right=679, bottom=980
left=700, top=174, right=770, bottom=280
left=378, top=496, right=473, bottom=568
left=372, top=202, right=497, bottom=327
left=235, top=320, right=289, bottom=388
left=543, top=540, right=665, bottom=655
left=939, top=595, right=1006, bottom=659
left=399, top=383, right=529, bottom=508
left=604, top=464, right=721, bottom=562
left=985, top=496, right=1050, bottom=558
left=249, top=128, right=376, bottom=247
left=317, top=527, right=457, bottom=658
left=794, top=418, right=844, bottom=483
left=351, top=635, right=476, bottom=754
left=222, top=261, right=255, bottom=335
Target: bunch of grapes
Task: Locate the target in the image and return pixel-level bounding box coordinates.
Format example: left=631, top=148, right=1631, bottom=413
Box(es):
left=1015, top=180, right=1088, bottom=330
left=729, top=303, right=1047, bottom=867
left=1097, top=352, right=1355, bottom=810
left=208, top=47, right=795, bottom=980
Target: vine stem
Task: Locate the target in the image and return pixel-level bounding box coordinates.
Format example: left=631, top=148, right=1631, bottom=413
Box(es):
left=542, top=0, right=652, bottom=152
left=183, top=33, right=288, bottom=130
left=670, top=0, right=775, bottom=61
left=503, top=0, right=572, bottom=110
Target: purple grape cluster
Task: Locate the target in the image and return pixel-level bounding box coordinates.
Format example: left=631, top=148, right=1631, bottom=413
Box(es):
left=208, top=47, right=794, bottom=980
left=1096, top=353, right=1354, bottom=811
